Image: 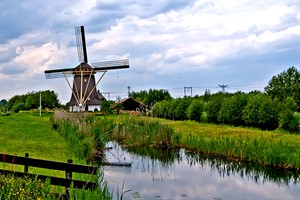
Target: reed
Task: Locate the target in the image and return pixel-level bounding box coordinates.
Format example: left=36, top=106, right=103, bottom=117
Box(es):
left=104, top=115, right=300, bottom=170
left=111, top=115, right=180, bottom=149
left=163, top=120, right=300, bottom=170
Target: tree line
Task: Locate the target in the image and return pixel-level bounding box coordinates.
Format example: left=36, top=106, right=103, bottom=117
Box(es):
left=4, top=90, right=60, bottom=113
left=144, top=66, right=299, bottom=132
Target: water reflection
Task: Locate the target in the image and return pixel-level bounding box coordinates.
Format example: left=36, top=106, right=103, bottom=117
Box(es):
left=103, top=142, right=299, bottom=200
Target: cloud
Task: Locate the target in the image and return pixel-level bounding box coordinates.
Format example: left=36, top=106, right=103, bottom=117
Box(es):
left=1, top=0, right=299, bottom=100
left=1, top=41, right=68, bottom=80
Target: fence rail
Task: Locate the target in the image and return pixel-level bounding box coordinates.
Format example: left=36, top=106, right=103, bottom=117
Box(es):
left=0, top=153, right=98, bottom=199
left=0, top=152, right=131, bottom=199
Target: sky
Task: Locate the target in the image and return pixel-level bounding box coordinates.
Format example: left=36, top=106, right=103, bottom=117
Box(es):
left=0, top=0, right=299, bottom=103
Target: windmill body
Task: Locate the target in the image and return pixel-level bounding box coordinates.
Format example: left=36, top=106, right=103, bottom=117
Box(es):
left=44, top=26, right=129, bottom=112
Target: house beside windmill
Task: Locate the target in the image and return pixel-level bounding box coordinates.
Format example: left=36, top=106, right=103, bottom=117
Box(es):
left=119, top=98, right=145, bottom=113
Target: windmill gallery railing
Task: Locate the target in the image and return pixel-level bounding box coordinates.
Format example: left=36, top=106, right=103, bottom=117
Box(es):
left=0, top=153, right=131, bottom=198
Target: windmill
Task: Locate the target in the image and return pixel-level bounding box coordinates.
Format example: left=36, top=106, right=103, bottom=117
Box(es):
left=44, top=26, right=129, bottom=112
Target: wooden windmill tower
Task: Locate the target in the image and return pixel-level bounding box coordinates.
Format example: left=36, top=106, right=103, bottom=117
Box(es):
left=45, top=26, right=129, bottom=112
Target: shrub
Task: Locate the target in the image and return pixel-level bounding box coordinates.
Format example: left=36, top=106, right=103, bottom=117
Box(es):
left=11, top=102, right=24, bottom=113
left=243, top=94, right=279, bottom=130
left=175, top=97, right=192, bottom=120
left=218, top=92, right=248, bottom=126
left=279, top=97, right=297, bottom=130
left=187, top=99, right=205, bottom=122
left=206, top=93, right=228, bottom=123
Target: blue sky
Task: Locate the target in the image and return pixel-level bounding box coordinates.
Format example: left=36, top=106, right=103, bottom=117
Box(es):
left=0, top=0, right=299, bottom=103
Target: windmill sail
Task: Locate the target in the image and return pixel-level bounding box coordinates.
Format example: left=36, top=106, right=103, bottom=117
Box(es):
left=91, top=59, right=129, bottom=70
left=44, top=26, right=130, bottom=112
left=75, top=26, right=88, bottom=64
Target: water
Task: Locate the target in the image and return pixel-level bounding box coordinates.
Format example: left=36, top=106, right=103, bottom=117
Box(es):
left=102, top=142, right=299, bottom=200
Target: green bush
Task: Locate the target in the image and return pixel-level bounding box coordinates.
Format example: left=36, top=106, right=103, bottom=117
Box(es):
left=218, top=92, right=248, bottom=126
left=187, top=99, right=204, bottom=122
left=206, top=93, right=228, bottom=123
left=11, top=102, right=24, bottom=113
left=289, top=112, right=300, bottom=132
left=175, top=97, right=192, bottom=120
left=279, top=97, right=297, bottom=130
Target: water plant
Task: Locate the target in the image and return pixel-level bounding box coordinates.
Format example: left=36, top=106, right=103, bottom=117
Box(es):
left=111, top=115, right=180, bottom=149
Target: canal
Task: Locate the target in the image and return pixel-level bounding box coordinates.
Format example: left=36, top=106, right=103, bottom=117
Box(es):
left=103, top=142, right=299, bottom=200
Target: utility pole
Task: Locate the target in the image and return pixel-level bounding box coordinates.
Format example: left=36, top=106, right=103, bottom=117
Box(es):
left=184, top=87, right=192, bottom=96
left=218, top=84, right=228, bottom=93
left=127, top=86, right=131, bottom=97
left=39, top=91, right=41, bottom=117
left=102, top=92, right=110, bottom=100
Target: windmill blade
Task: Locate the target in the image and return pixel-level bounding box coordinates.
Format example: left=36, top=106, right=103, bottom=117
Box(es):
left=91, top=59, right=129, bottom=71
left=75, top=26, right=88, bottom=64
left=44, top=68, right=73, bottom=79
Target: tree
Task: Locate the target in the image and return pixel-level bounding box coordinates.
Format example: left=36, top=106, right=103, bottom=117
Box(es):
left=175, top=97, right=192, bottom=120
left=11, top=102, right=24, bottom=113
left=152, top=100, right=171, bottom=118
left=265, top=66, right=300, bottom=111
left=0, top=99, right=7, bottom=106
left=218, top=92, right=248, bottom=126
left=113, top=97, right=123, bottom=115
left=101, top=100, right=112, bottom=115
left=243, top=94, right=279, bottom=130
left=7, top=90, right=59, bottom=111
left=187, top=99, right=205, bottom=122
left=25, top=96, right=34, bottom=110
left=279, top=97, right=297, bottom=131
left=129, top=89, right=171, bottom=107
left=206, top=92, right=229, bottom=123
left=167, top=99, right=181, bottom=120
left=242, top=94, right=261, bottom=128
left=257, top=97, right=279, bottom=130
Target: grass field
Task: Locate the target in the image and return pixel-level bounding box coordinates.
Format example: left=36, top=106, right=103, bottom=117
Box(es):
left=0, top=112, right=110, bottom=200
left=0, top=112, right=69, bottom=161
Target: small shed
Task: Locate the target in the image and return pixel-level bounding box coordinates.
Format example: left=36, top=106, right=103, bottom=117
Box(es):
left=119, top=98, right=145, bottom=112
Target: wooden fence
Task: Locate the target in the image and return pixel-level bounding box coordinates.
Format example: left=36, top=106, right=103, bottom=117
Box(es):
left=0, top=153, right=130, bottom=199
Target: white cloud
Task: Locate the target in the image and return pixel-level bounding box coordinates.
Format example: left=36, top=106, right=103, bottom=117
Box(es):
left=1, top=0, right=299, bottom=100
left=1, top=41, right=67, bottom=80
left=86, top=0, right=299, bottom=76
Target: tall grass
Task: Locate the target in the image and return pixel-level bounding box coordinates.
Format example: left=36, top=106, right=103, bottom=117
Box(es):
left=105, top=115, right=300, bottom=170
left=163, top=120, right=300, bottom=170
left=111, top=115, right=180, bottom=149
left=50, top=114, right=114, bottom=162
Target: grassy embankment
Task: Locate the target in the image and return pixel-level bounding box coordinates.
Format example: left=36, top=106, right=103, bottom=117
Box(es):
left=109, top=115, right=300, bottom=170
left=0, top=112, right=110, bottom=200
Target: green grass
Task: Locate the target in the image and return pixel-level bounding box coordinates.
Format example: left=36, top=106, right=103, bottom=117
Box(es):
left=0, top=112, right=69, bottom=161
left=106, top=115, right=300, bottom=170
left=0, top=112, right=111, bottom=200
left=162, top=120, right=300, bottom=169
left=0, top=112, right=71, bottom=177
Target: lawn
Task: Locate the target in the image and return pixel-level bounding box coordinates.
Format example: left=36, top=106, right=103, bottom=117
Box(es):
left=0, top=112, right=69, bottom=161
left=0, top=112, right=110, bottom=200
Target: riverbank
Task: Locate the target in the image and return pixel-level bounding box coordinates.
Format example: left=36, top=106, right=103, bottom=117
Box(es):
left=109, top=115, right=300, bottom=170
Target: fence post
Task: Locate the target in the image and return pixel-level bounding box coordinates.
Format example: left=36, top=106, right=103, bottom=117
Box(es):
left=24, top=153, right=29, bottom=173
left=65, top=159, right=73, bottom=199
